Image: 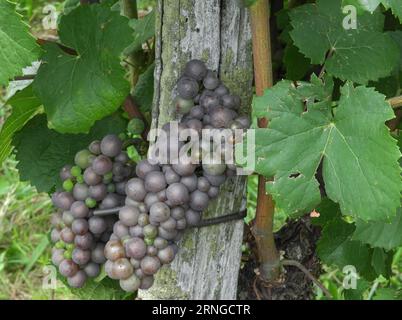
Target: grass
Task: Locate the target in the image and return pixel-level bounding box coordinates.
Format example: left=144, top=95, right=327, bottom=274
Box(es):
left=0, top=157, right=75, bottom=299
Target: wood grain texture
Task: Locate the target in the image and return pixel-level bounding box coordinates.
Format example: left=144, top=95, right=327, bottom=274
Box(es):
left=138, top=0, right=253, bottom=300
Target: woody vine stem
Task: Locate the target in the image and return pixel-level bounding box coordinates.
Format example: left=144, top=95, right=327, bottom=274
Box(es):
left=250, top=0, right=332, bottom=299
left=250, top=0, right=280, bottom=283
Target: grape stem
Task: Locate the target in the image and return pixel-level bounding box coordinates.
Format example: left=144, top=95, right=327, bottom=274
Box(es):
left=250, top=0, right=281, bottom=282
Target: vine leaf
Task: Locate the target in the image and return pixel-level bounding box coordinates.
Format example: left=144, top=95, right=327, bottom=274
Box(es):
left=126, top=10, right=155, bottom=53
left=390, top=31, right=402, bottom=71
left=343, top=0, right=402, bottom=22
left=312, top=198, right=341, bottom=227
left=277, top=9, right=312, bottom=81
left=33, top=3, right=131, bottom=133
left=371, top=248, right=393, bottom=278
left=343, top=278, right=370, bottom=300
left=133, top=62, right=154, bottom=114
left=342, top=0, right=381, bottom=13
left=63, top=276, right=133, bottom=300
left=290, top=0, right=399, bottom=83
left=315, top=200, right=393, bottom=281
left=317, top=217, right=376, bottom=280
left=63, top=0, right=80, bottom=15
left=253, top=79, right=401, bottom=221
left=353, top=207, right=402, bottom=250
left=13, top=113, right=127, bottom=193
left=381, top=0, right=402, bottom=22
left=0, top=85, right=41, bottom=165
left=283, top=44, right=311, bottom=81
left=0, top=1, right=41, bottom=86
left=373, top=287, right=402, bottom=300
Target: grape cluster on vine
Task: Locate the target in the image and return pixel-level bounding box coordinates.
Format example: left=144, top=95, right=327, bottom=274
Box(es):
left=50, top=59, right=250, bottom=292
left=50, top=134, right=134, bottom=287
left=103, top=59, right=250, bottom=292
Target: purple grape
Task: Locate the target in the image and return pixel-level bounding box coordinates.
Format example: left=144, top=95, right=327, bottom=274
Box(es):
left=59, top=259, right=79, bottom=277
left=124, top=237, right=147, bottom=260
left=140, top=256, right=161, bottom=275
left=67, top=270, right=87, bottom=288
left=84, top=262, right=100, bottom=278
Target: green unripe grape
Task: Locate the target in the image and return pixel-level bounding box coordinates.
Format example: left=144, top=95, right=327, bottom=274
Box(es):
left=118, top=132, right=127, bottom=141
left=174, top=97, right=194, bottom=114
left=76, top=175, right=84, bottom=184
left=85, top=197, right=97, bottom=208
left=107, top=184, right=116, bottom=193
left=75, top=149, right=92, bottom=169
left=127, top=118, right=145, bottom=135
left=143, top=224, right=158, bottom=239
left=62, top=179, right=74, bottom=192
left=103, top=172, right=113, bottom=184
left=55, top=241, right=65, bottom=249
left=64, top=248, right=73, bottom=259
left=144, top=237, right=154, bottom=246
left=71, top=166, right=82, bottom=177
left=88, top=154, right=96, bottom=165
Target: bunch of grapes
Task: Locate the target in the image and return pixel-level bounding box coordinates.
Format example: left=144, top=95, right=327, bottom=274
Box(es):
left=103, top=59, right=251, bottom=292
left=50, top=134, right=135, bottom=288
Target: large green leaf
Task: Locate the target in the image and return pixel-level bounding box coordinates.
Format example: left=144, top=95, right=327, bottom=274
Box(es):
left=33, top=3, right=131, bottom=133
left=0, top=85, right=41, bottom=164
left=13, top=113, right=127, bottom=193
left=290, top=0, right=399, bottom=83
left=317, top=217, right=376, bottom=280
left=126, top=10, right=155, bottom=53
left=0, top=1, right=41, bottom=86
left=253, top=80, right=401, bottom=221
left=353, top=207, right=402, bottom=250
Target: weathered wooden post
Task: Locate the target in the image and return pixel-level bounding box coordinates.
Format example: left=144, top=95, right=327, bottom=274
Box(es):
left=138, top=0, right=253, bottom=299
